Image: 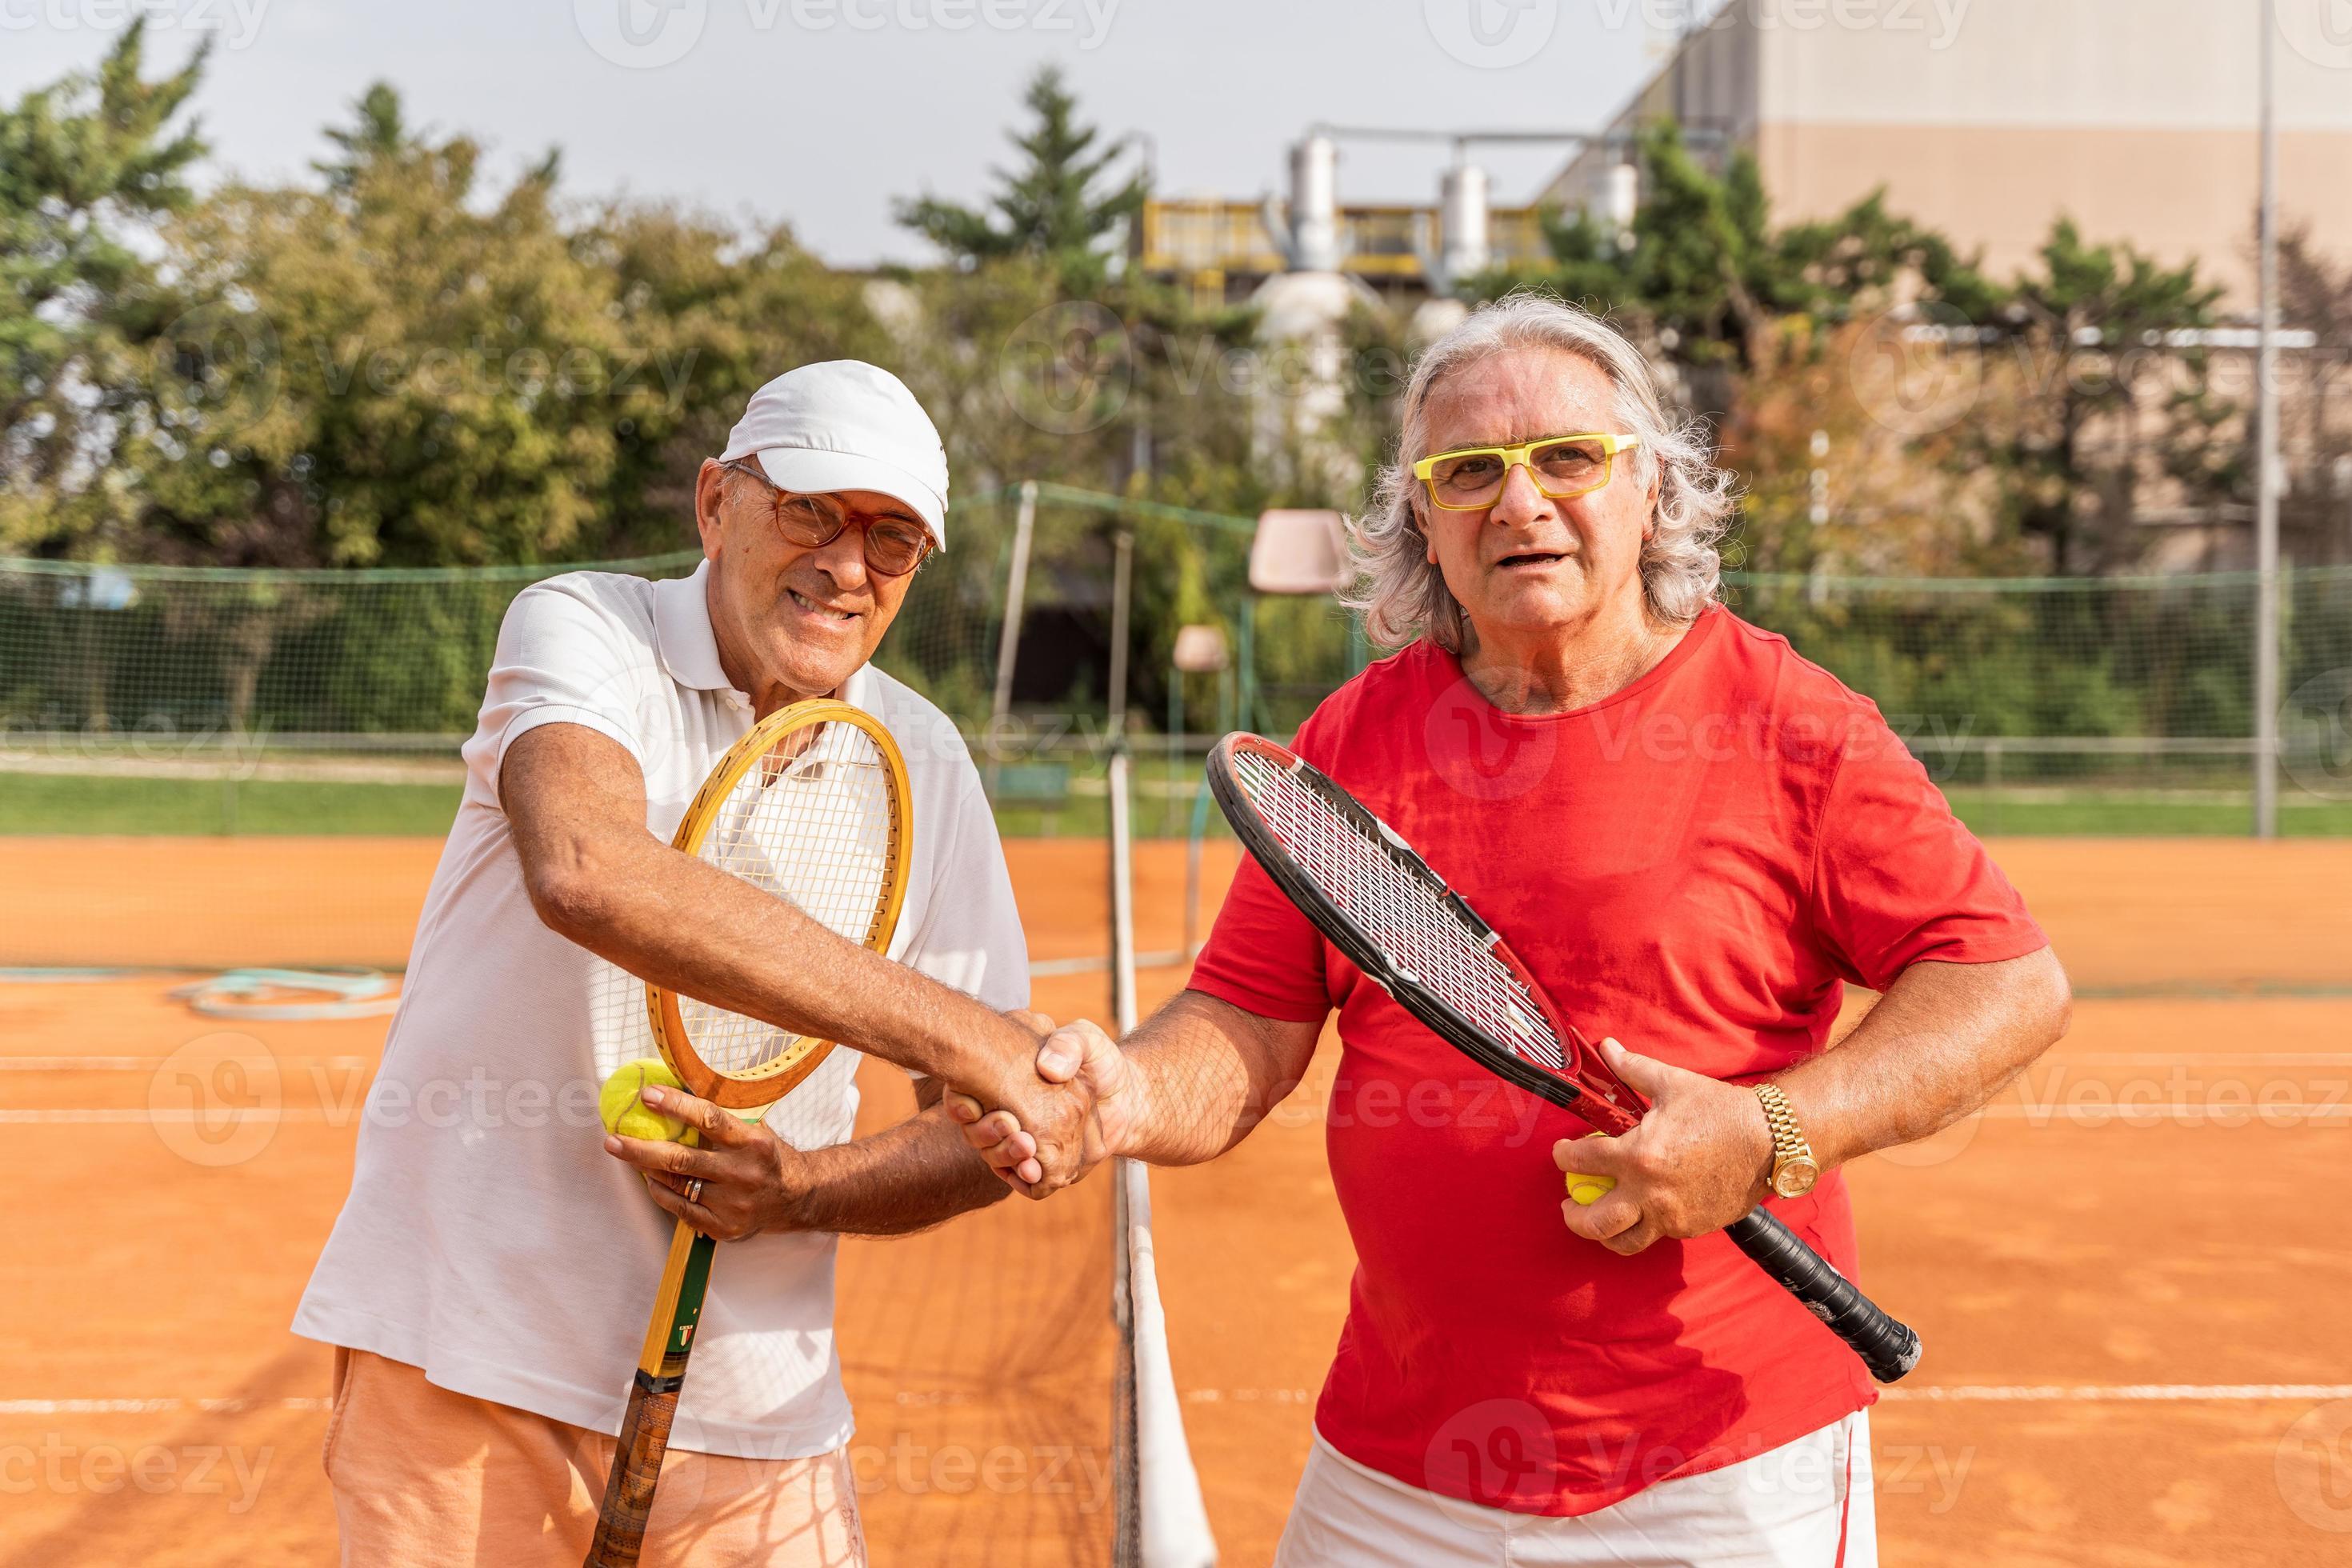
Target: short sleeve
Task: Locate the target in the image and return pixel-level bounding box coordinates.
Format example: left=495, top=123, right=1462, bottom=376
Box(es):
left=900, top=772, right=1031, bottom=1016
left=1186, top=850, right=1335, bottom=1024
left=1809, top=710, right=2047, bottom=991
left=1186, top=714, right=1338, bottom=1025
left=474, top=581, right=654, bottom=796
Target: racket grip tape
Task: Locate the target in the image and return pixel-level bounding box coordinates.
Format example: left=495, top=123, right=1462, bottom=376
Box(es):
left=1725, top=1210, right=1923, bottom=1383
left=585, top=1373, right=680, bottom=1566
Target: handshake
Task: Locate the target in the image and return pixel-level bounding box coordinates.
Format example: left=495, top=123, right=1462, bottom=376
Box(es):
left=944, top=1010, right=1136, bottom=1198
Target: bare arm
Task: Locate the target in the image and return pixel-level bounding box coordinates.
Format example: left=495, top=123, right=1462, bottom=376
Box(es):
left=1112, top=990, right=1325, bottom=1166
left=504, top=721, right=1092, bottom=1185
left=1557, top=946, right=2074, bottom=1254
left=791, top=1078, right=1012, bottom=1236
left=1776, top=946, right=2073, bottom=1166
left=952, top=989, right=1325, bottom=1186
left=613, top=1074, right=1010, bottom=1241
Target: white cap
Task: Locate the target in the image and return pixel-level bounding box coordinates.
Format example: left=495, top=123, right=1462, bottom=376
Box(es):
left=721, top=361, right=950, bottom=547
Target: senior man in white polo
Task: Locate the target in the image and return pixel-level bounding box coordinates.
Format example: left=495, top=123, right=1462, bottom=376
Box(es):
left=294, top=362, right=1091, bottom=1566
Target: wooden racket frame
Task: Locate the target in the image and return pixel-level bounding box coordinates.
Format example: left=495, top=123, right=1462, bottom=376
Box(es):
left=586, top=698, right=911, bottom=1567
left=644, top=698, right=914, bottom=1110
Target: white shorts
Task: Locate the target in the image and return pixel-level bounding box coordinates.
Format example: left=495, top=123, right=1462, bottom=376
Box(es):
left=1271, top=1411, right=1877, bottom=1568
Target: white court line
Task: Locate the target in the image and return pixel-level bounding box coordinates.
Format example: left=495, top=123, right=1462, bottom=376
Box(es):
left=1975, top=1103, right=2352, bottom=1119
left=2050, top=1054, right=2352, bottom=1066
left=1174, top=1385, right=2352, bottom=1407
left=0, top=1057, right=371, bottom=1072
left=0, top=1109, right=337, bottom=1123
left=0, top=1398, right=332, bottom=1415
left=10, top=1386, right=2342, bottom=1420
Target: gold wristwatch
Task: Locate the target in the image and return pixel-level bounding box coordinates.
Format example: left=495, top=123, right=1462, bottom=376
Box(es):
left=1754, top=1082, right=1821, bottom=1198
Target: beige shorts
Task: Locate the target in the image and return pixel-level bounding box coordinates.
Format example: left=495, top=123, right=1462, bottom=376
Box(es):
left=322, top=1347, right=867, bottom=1568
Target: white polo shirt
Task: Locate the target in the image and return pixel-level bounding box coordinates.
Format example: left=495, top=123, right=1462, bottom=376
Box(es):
left=293, top=561, right=1030, bottom=1459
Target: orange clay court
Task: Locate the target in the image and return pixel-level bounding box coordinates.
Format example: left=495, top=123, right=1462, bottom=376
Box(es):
left=1, top=837, right=2348, bottom=1566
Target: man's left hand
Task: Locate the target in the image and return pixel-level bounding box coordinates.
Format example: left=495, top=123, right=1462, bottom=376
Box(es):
left=605, top=1085, right=808, bottom=1242
left=1551, top=1038, right=1778, bottom=1256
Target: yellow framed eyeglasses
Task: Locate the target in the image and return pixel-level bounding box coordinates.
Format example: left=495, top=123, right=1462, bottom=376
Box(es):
left=1411, top=433, right=1642, bottom=511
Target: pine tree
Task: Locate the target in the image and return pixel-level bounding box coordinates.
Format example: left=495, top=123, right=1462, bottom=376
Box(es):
left=893, top=65, right=1146, bottom=286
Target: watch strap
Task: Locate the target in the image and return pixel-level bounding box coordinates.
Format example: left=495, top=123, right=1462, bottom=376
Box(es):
left=1755, top=1082, right=1812, bottom=1166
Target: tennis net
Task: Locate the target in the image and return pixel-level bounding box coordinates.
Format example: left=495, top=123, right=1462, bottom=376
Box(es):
left=1107, top=748, right=1218, bottom=1568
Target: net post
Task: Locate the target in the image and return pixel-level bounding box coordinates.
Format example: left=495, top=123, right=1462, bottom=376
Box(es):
left=2253, top=0, right=2281, bottom=840
left=1106, top=748, right=1218, bottom=1568
left=984, top=480, right=1038, bottom=798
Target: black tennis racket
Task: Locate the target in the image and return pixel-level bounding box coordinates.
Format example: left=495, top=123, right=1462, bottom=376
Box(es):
left=1206, top=732, right=1922, bottom=1384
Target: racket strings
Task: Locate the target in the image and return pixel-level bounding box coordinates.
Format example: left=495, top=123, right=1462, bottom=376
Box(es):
left=1231, top=750, right=1569, bottom=1074
left=681, top=720, right=900, bottom=1078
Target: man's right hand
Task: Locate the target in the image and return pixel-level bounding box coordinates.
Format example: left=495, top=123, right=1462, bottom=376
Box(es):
left=947, top=1018, right=1134, bottom=1195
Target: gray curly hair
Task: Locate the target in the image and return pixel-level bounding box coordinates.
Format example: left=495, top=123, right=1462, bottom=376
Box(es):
left=1345, top=292, right=1736, bottom=651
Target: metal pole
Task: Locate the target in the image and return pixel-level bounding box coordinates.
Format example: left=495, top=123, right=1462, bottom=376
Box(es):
left=1236, top=598, right=1256, bottom=736
left=1107, top=525, right=1134, bottom=742
left=1167, top=664, right=1183, bottom=838
left=1109, top=748, right=1139, bottom=1034
left=2254, top=0, right=2282, bottom=839
left=985, top=480, right=1038, bottom=797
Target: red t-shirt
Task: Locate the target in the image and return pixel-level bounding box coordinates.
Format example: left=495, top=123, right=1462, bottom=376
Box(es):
left=1188, top=605, right=2045, bottom=1517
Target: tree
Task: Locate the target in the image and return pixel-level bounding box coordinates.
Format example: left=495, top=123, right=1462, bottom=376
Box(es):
left=892, top=65, right=1146, bottom=288
left=1476, top=122, right=2000, bottom=377
left=2278, top=224, right=2352, bottom=566
left=311, top=82, right=410, bottom=191
left=124, top=88, right=618, bottom=568
left=1977, top=219, right=2224, bottom=574
left=0, top=24, right=209, bottom=553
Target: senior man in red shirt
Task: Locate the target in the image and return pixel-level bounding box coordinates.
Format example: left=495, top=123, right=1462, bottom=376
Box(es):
left=962, top=294, right=2071, bottom=1566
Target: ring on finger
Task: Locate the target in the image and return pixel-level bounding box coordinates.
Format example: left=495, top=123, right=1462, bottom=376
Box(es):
left=683, top=1177, right=705, bottom=1204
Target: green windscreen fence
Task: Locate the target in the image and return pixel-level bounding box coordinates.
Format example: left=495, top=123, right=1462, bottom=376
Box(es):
left=2, top=505, right=2349, bottom=846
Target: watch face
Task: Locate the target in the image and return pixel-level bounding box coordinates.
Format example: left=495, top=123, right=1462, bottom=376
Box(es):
left=1772, top=1157, right=1821, bottom=1198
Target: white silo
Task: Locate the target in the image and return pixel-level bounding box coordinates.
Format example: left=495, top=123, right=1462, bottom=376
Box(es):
left=1287, top=134, right=1342, bottom=274
left=1438, top=162, right=1491, bottom=285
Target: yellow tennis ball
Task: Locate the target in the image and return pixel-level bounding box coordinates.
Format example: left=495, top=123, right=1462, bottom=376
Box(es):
left=1565, top=1174, right=1618, bottom=1206
left=599, top=1058, right=687, bottom=1142
left=1562, top=1131, right=1617, bottom=1206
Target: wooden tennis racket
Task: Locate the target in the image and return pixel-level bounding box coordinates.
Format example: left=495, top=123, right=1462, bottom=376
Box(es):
left=584, top=698, right=913, bottom=1567
left=1206, top=731, right=1922, bottom=1384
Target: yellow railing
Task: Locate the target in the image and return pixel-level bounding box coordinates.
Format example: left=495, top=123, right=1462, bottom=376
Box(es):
left=1137, top=200, right=1552, bottom=282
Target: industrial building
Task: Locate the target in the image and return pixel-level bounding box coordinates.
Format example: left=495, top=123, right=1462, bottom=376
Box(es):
left=1139, top=0, right=2352, bottom=310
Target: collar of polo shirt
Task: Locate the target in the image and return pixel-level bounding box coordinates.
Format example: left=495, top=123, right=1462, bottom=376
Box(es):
left=653, top=562, right=732, bottom=694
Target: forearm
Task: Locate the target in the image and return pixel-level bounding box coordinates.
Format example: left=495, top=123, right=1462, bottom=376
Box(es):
left=1776, top=946, right=2073, bottom=1170
left=1114, top=990, right=1321, bottom=1166
left=536, top=822, right=1034, bottom=1090
left=779, top=1101, right=1010, bottom=1238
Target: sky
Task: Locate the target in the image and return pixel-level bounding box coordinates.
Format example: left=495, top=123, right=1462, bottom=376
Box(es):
left=0, top=0, right=1688, bottom=266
